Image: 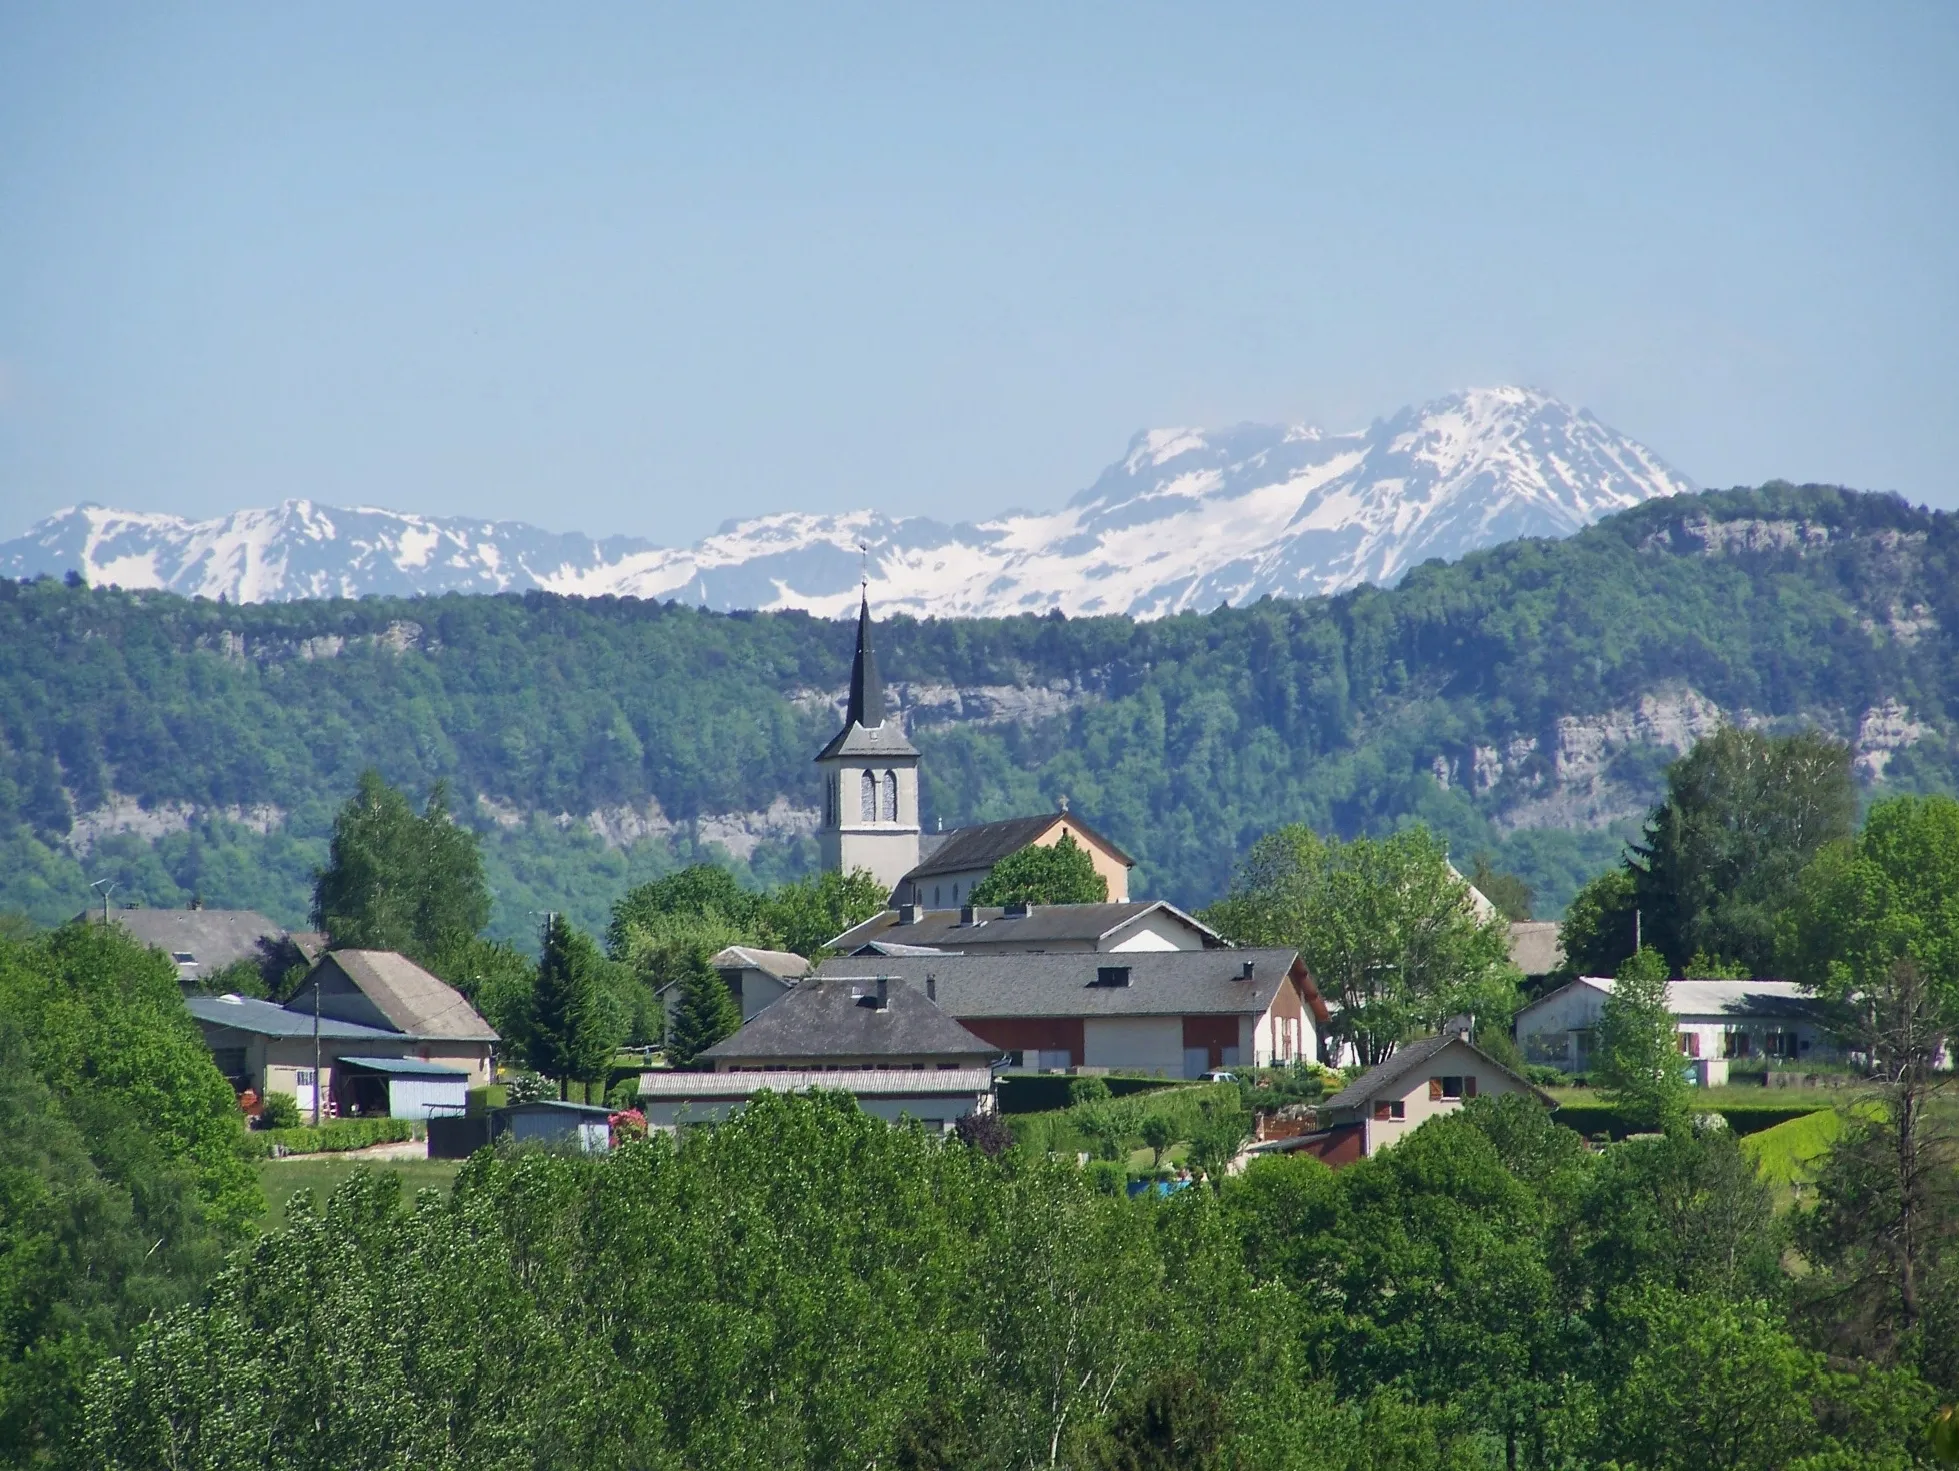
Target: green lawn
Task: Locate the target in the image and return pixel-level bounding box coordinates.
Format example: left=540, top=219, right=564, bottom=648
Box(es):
left=257, top=1157, right=463, bottom=1231
left=1544, top=1084, right=1847, bottom=1111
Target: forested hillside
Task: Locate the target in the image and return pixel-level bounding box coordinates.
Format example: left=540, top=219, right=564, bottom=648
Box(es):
left=3, top=482, right=1953, bottom=939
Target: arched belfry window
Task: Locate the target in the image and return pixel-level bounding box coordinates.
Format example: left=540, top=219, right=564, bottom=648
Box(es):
left=861, top=769, right=877, bottom=822
left=882, top=769, right=899, bottom=823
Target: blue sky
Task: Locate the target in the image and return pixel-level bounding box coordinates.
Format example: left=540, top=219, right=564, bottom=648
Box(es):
left=2, top=3, right=1954, bottom=543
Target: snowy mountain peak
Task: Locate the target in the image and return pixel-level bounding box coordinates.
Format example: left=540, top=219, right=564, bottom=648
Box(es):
left=2, top=388, right=1693, bottom=618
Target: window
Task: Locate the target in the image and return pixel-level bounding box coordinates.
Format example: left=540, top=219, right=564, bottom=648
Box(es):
left=1373, top=1099, right=1406, bottom=1121
left=882, top=769, right=899, bottom=822
left=172, top=951, right=196, bottom=964
left=1723, top=1031, right=1753, bottom=1059
left=1431, top=1076, right=1465, bottom=1101
left=1677, top=1031, right=1701, bottom=1058
left=933, top=885, right=941, bottom=906
left=861, top=769, right=877, bottom=821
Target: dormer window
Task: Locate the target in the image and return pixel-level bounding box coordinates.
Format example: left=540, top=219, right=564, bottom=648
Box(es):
left=172, top=952, right=196, bottom=965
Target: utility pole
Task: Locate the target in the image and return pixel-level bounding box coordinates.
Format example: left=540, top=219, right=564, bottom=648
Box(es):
left=1634, top=908, right=1642, bottom=954
left=88, top=877, right=118, bottom=924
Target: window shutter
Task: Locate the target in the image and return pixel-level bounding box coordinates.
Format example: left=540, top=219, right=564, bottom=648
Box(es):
left=1464, top=1075, right=1477, bottom=1099
left=1428, top=1077, right=1443, bottom=1101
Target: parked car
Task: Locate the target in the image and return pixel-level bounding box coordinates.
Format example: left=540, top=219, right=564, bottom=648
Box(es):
left=1201, top=1070, right=1237, bottom=1083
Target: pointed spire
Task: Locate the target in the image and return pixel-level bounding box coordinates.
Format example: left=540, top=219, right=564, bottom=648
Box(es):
left=846, top=591, right=885, bottom=729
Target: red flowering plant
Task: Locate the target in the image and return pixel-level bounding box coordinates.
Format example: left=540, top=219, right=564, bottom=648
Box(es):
left=609, top=1108, right=648, bottom=1145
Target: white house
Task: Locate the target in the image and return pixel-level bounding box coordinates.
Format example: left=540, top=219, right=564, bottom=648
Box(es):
left=1515, top=977, right=1840, bottom=1084
left=1284, top=1031, right=1553, bottom=1165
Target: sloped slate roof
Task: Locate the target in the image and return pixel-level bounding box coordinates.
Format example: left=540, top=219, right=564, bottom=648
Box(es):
left=1507, top=921, right=1565, bottom=977
left=184, top=993, right=404, bottom=1041
left=813, top=947, right=1326, bottom=1023
left=1322, top=1033, right=1555, bottom=1113
left=830, top=900, right=1216, bottom=953
left=1516, top=976, right=1823, bottom=1026
left=320, top=950, right=500, bottom=1041
left=98, top=907, right=291, bottom=978
left=698, top=977, right=1001, bottom=1064
left=902, top=813, right=1134, bottom=880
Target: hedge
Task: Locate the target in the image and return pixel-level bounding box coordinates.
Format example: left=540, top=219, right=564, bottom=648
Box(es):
left=997, top=1074, right=1182, bottom=1115
left=1552, top=1101, right=1833, bottom=1142
left=241, top=1117, right=417, bottom=1159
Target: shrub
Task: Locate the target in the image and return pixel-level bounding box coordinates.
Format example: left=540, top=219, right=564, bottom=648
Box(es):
left=1524, top=1064, right=1571, bottom=1087
left=954, top=1111, right=1016, bottom=1157
left=256, top=1091, right=301, bottom=1130
left=606, top=1075, right=640, bottom=1109
left=1068, top=1076, right=1111, bottom=1106
left=1084, top=1159, right=1127, bottom=1196
left=505, top=1072, right=553, bottom=1105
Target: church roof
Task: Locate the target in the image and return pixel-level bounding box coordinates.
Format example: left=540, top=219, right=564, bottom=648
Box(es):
left=816, top=593, right=919, bottom=760
left=903, top=813, right=1133, bottom=881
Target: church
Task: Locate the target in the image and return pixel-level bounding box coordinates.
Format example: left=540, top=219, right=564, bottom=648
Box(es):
left=816, top=594, right=1134, bottom=907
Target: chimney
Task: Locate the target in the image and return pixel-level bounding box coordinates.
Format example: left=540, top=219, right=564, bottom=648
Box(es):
left=1004, top=901, right=1033, bottom=919
left=926, top=973, right=937, bottom=1002
left=959, top=904, right=978, bottom=926
left=875, top=977, right=890, bottom=1010
left=1239, top=960, right=1255, bottom=981
left=897, top=904, right=920, bottom=926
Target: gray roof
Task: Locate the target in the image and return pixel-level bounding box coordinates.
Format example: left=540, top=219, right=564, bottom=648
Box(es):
left=1323, top=1033, right=1554, bottom=1113
left=184, top=993, right=404, bottom=1041
left=1515, top=976, right=1824, bottom=1026
left=815, top=719, right=920, bottom=761
left=710, top=945, right=811, bottom=980
left=95, top=907, right=293, bottom=979
left=1507, top=921, right=1565, bottom=977
left=301, top=950, right=499, bottom=1041
left=337, top=1055, right=471, bottom=1079
left=637, top=1067, right=995, bottom=1099
left=901, top=813, right=1134, bottom=880
left=830, top=900, right=1215, bottom=953
left=698, top=977, right=1001, bottom=1064
left=813, top=947, right=1325, bottom=1022
left=493, top=1099, right=614, bottom=1118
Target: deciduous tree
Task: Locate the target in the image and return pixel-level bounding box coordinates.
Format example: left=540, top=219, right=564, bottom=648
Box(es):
left=970, top=833, right=1109, bottom=907
left=1594, top=946, right=1687, bottom=1131
left=1205, top=824, right=1518, bottom=1064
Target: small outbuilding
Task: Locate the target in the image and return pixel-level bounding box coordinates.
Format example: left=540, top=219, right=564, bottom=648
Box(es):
left=335, top=1055, right=470, bottom=1121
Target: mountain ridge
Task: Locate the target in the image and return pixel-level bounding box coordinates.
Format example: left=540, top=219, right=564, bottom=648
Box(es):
left=2, top=386, right=1693, bottom=615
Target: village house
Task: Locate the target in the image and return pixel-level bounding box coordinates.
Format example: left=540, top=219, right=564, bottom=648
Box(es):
left=813, top=947, right=1325, bottom=1076
left=287, top=949, right=500, bottom=1085
left=187, top=948, right=499, bottom=1118
left=655, top=944, right=811, bottom=1032
left=85, top=902, right=322, bottom=986
left=1286, top=1031, right=1554, bottom=1166
left=1515, top=977, right=1840, bottom=1084
left=814, top=593, right=1134, bottom=903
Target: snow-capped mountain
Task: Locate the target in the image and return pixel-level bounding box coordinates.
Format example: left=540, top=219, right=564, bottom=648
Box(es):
left=2, top=388, right=1693, bottom=617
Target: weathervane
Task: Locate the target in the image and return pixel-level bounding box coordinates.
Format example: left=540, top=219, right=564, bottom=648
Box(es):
left=859, top=542, right=869, bottom=590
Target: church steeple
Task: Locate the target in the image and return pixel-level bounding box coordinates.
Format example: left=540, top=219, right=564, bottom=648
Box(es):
left=845, top=591, right=885, bottom=729
left=815, top=591, right=920, bottom=895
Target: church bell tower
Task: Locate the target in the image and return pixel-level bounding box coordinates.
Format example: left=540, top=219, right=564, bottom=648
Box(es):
left=815, top=593, right=920, bottom=895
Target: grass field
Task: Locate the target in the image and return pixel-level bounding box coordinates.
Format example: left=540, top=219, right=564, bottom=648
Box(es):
left=1740, top=1108, right=1847, bottom=1206
left=257, top=1157, right=463, bottom=1231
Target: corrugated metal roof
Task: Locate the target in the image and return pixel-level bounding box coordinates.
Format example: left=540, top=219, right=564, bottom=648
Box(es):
left=710, top=945, right=812, bottom=980
left=337, top=1055, right=471, bottom=1079
left=637, top=1067, right=995, bottom=1099
left=184, top=993, right=403, bottom=1041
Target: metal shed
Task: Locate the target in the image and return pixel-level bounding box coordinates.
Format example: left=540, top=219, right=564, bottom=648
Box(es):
left=336, top=1055, right=471, bottom=1120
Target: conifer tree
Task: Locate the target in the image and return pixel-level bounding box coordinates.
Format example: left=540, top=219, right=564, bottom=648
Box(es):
left=528, top=914, right=617, bottom=1100
left=667, top=951, right=742, bottom=1069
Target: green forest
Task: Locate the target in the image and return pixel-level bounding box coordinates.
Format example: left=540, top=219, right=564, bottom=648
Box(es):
left=3, top=481, right=1954, bottom=937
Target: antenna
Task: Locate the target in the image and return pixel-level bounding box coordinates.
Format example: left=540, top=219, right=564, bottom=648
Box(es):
left=88, top=878, right=118, bottom=924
